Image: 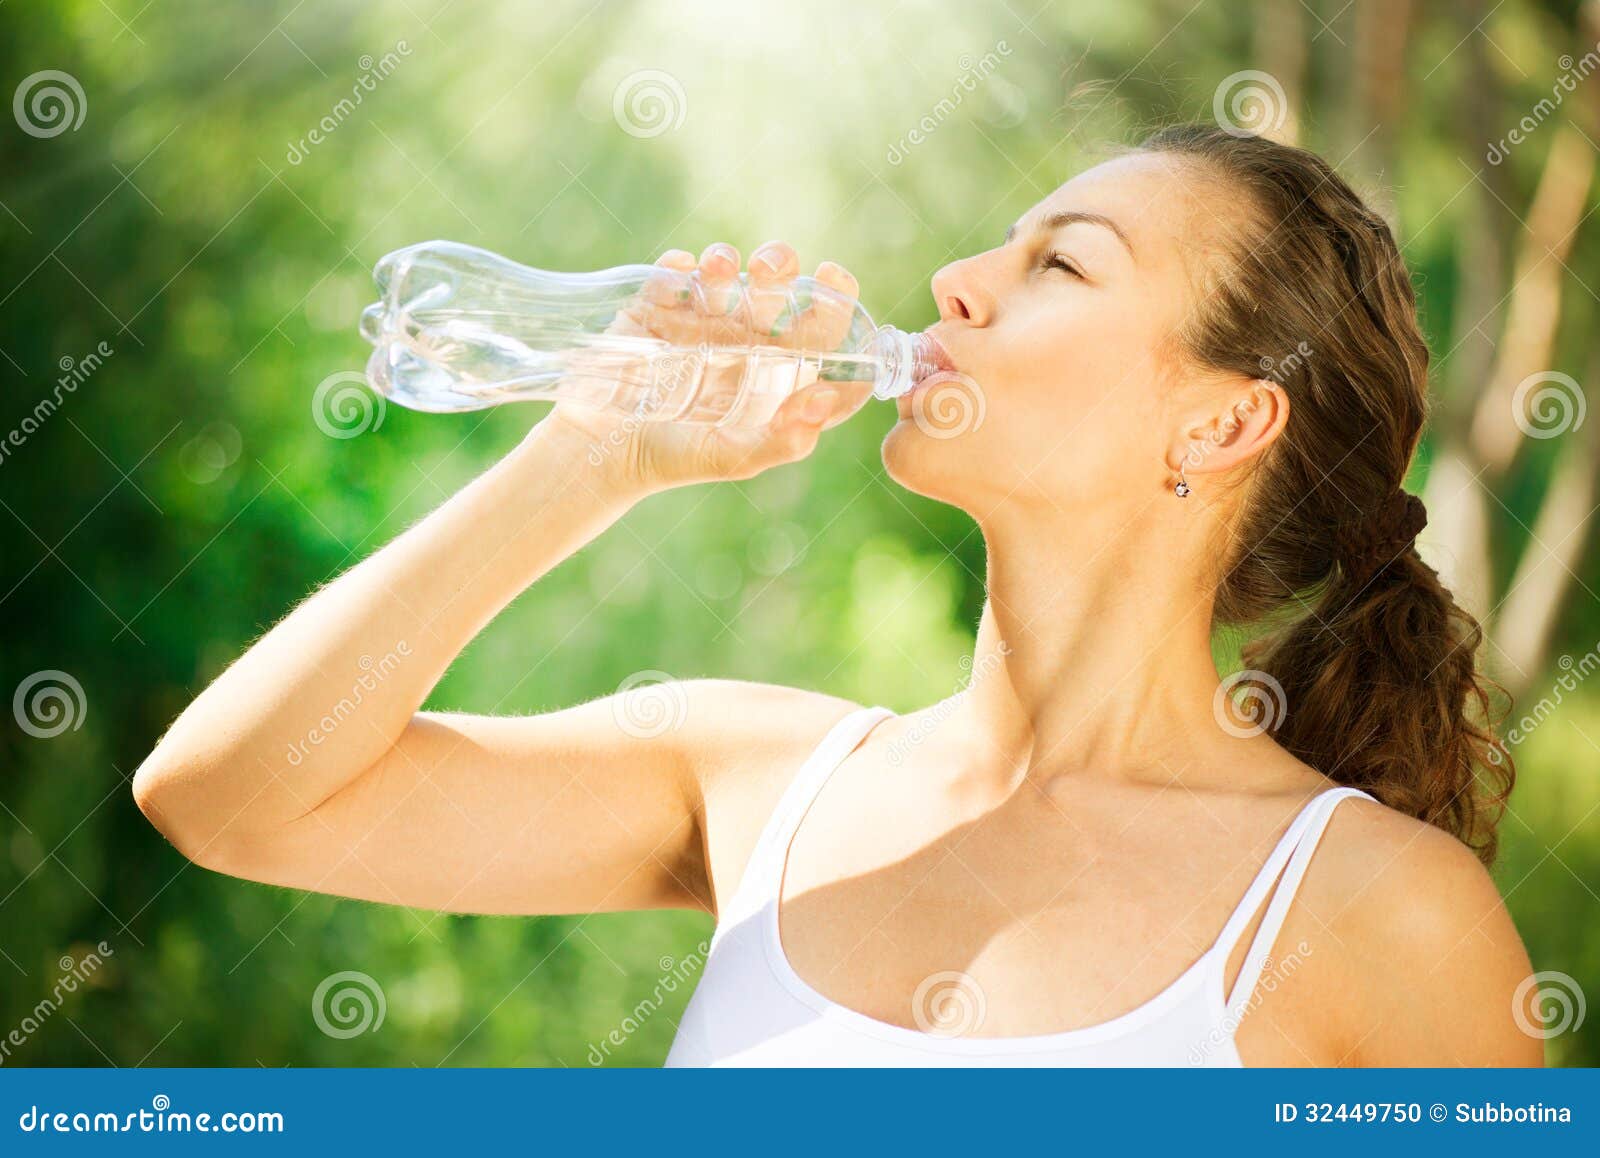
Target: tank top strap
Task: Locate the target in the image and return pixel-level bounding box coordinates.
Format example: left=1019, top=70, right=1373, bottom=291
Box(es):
left=1210, top=785, right=1376, bottom=1020
left=729, top=705, right=896, bottom=912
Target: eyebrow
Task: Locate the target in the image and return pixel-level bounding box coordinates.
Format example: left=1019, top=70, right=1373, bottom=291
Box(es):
left=1004, top=210, right=1134, bottom=257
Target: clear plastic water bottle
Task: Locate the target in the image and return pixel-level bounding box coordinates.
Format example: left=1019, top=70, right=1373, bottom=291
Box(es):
left=359, top=240, right=946, bottom=426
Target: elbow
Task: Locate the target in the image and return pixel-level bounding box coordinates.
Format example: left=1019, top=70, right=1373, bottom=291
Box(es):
left=131, top=752, right=231, bottom=869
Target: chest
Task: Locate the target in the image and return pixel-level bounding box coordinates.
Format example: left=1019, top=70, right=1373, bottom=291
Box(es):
left=772, top=759, right=1339, bottom=1057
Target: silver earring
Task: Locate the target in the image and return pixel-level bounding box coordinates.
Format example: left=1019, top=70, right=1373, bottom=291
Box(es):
left=1175, top=463, right=1191, bottom=498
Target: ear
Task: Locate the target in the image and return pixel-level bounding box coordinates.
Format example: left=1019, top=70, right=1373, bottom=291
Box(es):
left=1169, top=378, right=1290, bottom=478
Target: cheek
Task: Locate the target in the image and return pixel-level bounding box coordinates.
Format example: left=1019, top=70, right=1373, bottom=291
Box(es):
left=882, top=292, right=1179, bottom=505
left=999, top=297, right=1151, bottom=408
left=984, top=306, right=1169, bottom=478
left=882, top=376, right=1155, bottom=507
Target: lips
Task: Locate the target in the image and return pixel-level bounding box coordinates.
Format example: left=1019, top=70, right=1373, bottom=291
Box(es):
left=915, top=331, right=958, bottom=381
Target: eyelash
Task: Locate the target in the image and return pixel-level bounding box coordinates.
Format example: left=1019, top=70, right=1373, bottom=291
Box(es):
left=1042, top=251, right=1085, bottom=279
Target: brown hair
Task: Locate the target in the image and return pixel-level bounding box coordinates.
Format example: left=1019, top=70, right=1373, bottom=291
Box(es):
left=1140, top=124, right=1512, bottom=863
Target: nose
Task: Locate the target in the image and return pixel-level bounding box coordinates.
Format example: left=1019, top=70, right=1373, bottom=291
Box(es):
left=930, top=254, right=995, bottom=327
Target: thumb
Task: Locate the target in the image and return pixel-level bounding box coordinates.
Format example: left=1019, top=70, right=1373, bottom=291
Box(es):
left=711, top=398, right=827, bottom=479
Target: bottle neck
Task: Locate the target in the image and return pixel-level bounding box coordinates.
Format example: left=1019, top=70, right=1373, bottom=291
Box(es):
left=870, top=325, right=923, bottom=400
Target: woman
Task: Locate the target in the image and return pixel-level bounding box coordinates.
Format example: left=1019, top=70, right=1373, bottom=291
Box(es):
left=133, top=126, right=1541, bottom=1067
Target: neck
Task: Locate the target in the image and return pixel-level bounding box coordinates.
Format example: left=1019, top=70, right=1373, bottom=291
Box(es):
left=940, top=499, right=1230, bottom=790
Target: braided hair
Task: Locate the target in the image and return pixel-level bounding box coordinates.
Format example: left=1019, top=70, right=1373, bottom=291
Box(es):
left=1142, top=126, right=1511, bottom=863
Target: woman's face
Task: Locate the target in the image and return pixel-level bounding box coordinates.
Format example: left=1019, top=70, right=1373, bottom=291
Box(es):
left=883, top=153, right=1212, bottom=514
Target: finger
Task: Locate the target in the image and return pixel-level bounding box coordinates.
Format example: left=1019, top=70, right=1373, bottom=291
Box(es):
left=794, top=260, right=860, bottom=351
left=642, top=249, right=696, bottom=310
left=774, top=381, right=843, bottom=430
left=787, top=378, right=873, bottom=431
left=749, top=240, right=799, bottom=283
left=812, top=260, right=858, bottom=300
left=716, top=380, right=849, bottom=479
left=700, top=416, right=805, bottom=481
left=748, top=241, right=802, bottom=340
left=814, top=379, right=874, bottom=429
left=695, top=242, right=742, bottom=319
left=696, top=241, right=740, bottom=280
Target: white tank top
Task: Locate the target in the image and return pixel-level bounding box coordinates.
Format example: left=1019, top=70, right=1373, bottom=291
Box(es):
left=666, top=704, right=1375, bottom=1067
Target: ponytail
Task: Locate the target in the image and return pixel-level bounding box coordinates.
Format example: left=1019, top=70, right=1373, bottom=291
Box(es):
left=1139, top=125, right=1513, bottom=861
left=1243, top=536, right=1513, bottom=863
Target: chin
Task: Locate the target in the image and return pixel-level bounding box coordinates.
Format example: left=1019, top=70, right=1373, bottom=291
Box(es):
left=880, top=418, right=972, bottom=507
left=883, top=415, right=1089, bottom=515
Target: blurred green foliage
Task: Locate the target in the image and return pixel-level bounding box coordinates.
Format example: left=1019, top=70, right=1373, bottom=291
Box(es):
left=1, top=0, right=1596, bottom=1067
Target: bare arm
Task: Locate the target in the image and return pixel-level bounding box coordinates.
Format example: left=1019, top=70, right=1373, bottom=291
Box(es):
left=1343, top=823, right=1544, bottom=1067
left=1293, top=802, right=1545, bottom=1067
left=133, top=240, right=874, bottom=916
left=132, top=419, right=691, bottom=911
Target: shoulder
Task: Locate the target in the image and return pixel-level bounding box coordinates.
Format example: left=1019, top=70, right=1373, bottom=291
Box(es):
left=671, top=678, right=867, bottom=787
left=1299, top=794, right=1542, bottom=1066
left=669, top=679, right=869, bottom=914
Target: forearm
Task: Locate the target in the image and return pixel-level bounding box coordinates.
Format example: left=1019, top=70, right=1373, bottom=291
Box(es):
left=133, top=419, right=651, bottom=843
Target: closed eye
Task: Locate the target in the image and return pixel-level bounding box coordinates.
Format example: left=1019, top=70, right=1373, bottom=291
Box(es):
left=1042, top=251, right=1085, bottom=280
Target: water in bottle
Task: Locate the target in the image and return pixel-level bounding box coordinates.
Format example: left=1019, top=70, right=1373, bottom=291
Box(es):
left=359, top=241, right=949, bottom=426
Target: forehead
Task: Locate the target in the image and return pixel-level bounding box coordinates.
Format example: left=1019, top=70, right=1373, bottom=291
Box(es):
left=1014, top=152, right=1215, bottom=263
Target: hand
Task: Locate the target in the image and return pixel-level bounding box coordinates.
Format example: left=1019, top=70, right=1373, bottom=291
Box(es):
left=540, top=241, right=873, bottom=491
